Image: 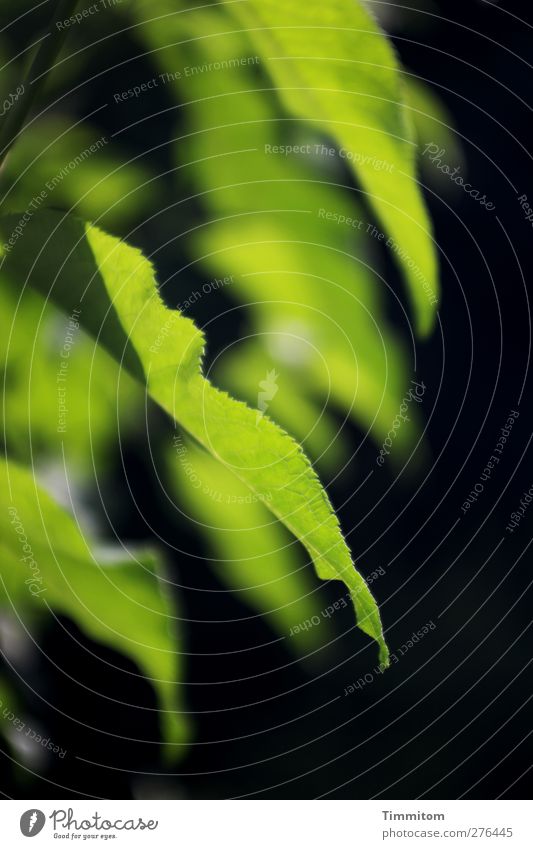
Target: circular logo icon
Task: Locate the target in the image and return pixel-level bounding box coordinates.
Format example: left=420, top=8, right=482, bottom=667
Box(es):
left=20, top=810, right=46, bottom=837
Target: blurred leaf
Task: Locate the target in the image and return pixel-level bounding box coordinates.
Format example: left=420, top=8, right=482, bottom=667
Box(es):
left=0, top=457, right=188, bottom=750
left=0, top=210, right=389, bottom=665
left=0, top=43, right=18, bottom=104
left=2, top=117, right=158, bottom=230
left=198, top=217, right=420, bottom=456
left=222, top=0, right=439, bottom=334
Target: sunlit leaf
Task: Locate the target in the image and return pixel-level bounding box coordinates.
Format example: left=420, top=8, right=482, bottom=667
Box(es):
left=0, top=284, right=141, bottom=471
left=131, top=2, right=420, bottom=457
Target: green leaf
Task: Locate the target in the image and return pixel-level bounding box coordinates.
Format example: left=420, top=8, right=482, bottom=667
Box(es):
left=0, top=456, right=188, bottom=751
left=0, top=283, right=141, bottom=470
left=169, top=436, right=331, bottom=656
left=1, top=116, right=159, bottom=230
left=0, top=210, right=388, bottom=666
left=221, top=0, right=439, bottom=334
left=130, top=2, right=421, bottom=457
left=404, top=76, right=464, bottom=182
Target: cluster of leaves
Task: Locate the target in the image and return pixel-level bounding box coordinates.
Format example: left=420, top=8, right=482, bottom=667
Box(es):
left=0, top=0, right=445, bottom=760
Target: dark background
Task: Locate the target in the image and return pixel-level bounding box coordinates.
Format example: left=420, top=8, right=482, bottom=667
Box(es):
left=1, top=0, right=532, bottom=799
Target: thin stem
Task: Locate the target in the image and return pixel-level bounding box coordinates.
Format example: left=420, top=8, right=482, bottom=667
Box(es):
left=0, top=0, right=80, bottom=167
